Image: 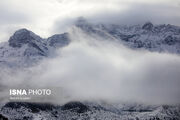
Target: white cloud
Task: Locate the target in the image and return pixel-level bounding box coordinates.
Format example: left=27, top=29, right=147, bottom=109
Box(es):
left=0, top=0, right=180, bottom=42
left=1, top=28, right=180, bottom=105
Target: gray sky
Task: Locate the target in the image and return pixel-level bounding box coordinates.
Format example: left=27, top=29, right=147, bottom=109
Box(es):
left=0, top=0, right=180, bottom=42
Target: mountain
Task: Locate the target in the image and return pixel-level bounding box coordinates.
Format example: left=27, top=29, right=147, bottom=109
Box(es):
left=0, top=29, right=70, bottom=68
left=76, top=18, right=180, bottom=53
left=0, top=19, right=180, bottom=67
left=0, top=20, right=180, bottom=119
left=0, top=102, right=180, bottom=120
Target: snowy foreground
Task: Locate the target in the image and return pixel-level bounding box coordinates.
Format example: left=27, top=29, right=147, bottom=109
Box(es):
left=0, top=101, right=180, bottom=120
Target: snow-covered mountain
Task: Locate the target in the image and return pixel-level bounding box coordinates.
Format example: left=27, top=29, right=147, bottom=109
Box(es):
left=0, top=29, right=70, bottom=68
left=0, top=19, right=180, bottom=120
left=76, top=18, right=180, bottom=54
left=0, top=19, right=180, bottom=67
left=0, top=101, right=180, bottom=120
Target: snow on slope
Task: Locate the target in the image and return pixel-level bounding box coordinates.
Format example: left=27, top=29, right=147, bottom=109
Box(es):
left=75, top=18, right=180, bottom=54
left=0, top=29, right=70, bottom=68
left=0, top=19, right=180, bottom=120
left=0, top=102, right=180, bottom=120
left=0, top=19, right=180, bottom=67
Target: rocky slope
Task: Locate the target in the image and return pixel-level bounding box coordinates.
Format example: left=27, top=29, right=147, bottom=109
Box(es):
left=0, top=29, right=70, bottom=68
left=0, top=102, right=180, bottom=120
left=76, top=18, right=180, bottom=54
left=0, top=19, right=180, bottom=120
left=0, top=19, right=180, bottom=68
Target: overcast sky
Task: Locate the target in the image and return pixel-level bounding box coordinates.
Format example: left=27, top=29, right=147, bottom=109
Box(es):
left=0, top=0, right=180, bottom=42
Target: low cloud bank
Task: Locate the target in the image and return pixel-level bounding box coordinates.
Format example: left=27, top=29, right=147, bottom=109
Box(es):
left=1, top=27, right=180, bottom=105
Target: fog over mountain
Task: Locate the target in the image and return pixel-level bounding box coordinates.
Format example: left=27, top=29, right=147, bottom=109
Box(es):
left=0, top=22, right=180, bottom=105
left=0, top=0, right=180, bottom=119
left=0, top=22, right=180, bottom=119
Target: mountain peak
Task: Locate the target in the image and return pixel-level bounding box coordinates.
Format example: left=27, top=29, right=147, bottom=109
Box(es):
left=9, top=28, right=42, bottom=48
left=14, top=28, right=30, bottom=34
left=142, top=22, right=153, bottom=30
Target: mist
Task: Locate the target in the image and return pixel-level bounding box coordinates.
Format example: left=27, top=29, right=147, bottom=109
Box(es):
left=0, top=27, right=180, bottom=105
left=1, top=0, right=180, bottom=42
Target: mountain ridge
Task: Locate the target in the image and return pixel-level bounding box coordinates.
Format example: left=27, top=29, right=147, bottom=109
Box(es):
left=0, top=20, right=180, bottom=68
left=0, top=20, right=180, bottom=119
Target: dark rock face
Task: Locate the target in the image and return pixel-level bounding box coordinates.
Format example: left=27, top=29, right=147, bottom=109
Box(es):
left=61, top=101, right=90, bottom=113
left=8, top=29, right=49, bottom=57
left=0, top=114, right=8, bottom=120
left=120, top=34, right=137, bottom=42
left=163, top=35, right=177, bottom=45
left=9, top=29, right=42, bottom=48
left=134, top=40, right=144, bottom=48
left=23, top=43, right=47, bottom=57
left=48, top=33, right=70, bottom=48
left=142, top=22, right=153, bottom=31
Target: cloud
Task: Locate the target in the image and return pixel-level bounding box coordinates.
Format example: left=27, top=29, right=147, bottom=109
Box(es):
left=52, top=1, right=180, bottom=34
left=1, top=27, right=180, bottom=105
left=116, top=2, right=180, bottom=25
left=0, top=0, right=180, bottom=105
left=0, top=0, right=60, bottom=42
left=1, top=0, right=180, bottom=42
